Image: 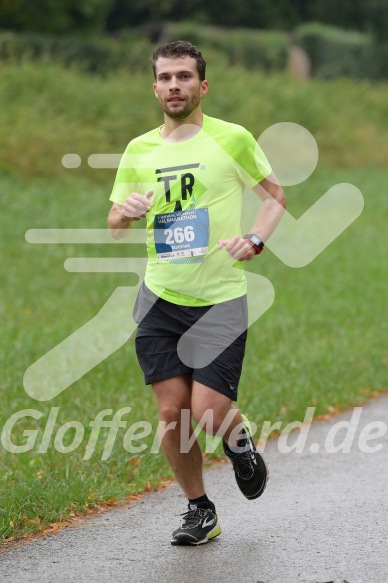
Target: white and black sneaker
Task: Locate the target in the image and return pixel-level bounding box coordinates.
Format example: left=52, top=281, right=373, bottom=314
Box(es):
left=171, top=505, right=221, bottom=546
left=223, top=414, right=269, bottom=500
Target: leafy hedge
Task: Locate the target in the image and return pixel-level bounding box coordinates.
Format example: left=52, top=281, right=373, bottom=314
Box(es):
left=0, top=25, right=290, bottom=76
left=1, top=24, right=387, bottom=81
left=0, top=31, right=152, bottom=74
left=295, top=22, right=378, bottom=80
left=166, top=22, right=290, bottom=72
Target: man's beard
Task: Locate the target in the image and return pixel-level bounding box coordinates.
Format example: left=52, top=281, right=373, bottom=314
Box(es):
left=161, top=93, right=201, bottom=121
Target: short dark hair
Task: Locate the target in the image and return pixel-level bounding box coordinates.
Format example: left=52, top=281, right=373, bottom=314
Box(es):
left=151, top=40, right=206, bottom=81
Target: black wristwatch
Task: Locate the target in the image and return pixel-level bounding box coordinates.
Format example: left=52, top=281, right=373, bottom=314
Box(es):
left=243, top=233, right=265, bottom=255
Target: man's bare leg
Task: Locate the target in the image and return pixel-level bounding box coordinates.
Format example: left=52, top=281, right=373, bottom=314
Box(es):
left=152, top=374, right=205, bottom=499
left=191, top=381, right=268, bottom=501
left=191, top=381, right=245, bottom=446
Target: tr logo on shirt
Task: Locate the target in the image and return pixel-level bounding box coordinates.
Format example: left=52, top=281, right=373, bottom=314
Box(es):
left=156, top=163, right=200, bottom=204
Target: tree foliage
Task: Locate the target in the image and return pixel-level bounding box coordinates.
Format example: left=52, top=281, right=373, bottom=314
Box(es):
left=1, top=0, right=387, bottom=36
left=0, top=0, right=113, bottom=34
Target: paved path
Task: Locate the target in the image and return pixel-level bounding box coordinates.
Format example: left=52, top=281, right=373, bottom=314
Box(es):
left=1, top=395, right=387, bottom=583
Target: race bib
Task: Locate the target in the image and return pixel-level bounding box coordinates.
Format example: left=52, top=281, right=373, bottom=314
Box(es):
left=154, top=208, right=209, bottom=261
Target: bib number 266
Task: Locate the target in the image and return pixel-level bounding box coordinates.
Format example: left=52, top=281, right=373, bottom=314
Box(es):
left=164, top=225, right=195, bottom=245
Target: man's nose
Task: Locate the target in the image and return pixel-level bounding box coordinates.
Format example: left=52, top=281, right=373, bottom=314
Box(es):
left=169, top=76, right=179, bottom=90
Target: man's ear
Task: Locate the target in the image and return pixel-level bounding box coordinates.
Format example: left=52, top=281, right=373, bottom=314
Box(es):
left=200, top=80, right=209, bottom=97
left=153, top=82, right=158, bottom=98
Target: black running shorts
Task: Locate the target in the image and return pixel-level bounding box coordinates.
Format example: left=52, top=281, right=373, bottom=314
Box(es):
left=133, top=283, right=248, bottom=401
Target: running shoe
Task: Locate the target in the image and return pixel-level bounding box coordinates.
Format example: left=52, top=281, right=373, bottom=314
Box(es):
left=223, top=413, right=269, bottom=500
left=171, top=505, right=221, bottom=546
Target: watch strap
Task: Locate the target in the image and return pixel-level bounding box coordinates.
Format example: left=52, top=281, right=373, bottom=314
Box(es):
left=243, top=233, right=265, bottom=254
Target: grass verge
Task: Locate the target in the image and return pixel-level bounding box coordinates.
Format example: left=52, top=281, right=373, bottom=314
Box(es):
left=0, top=164, right=386, bottom=543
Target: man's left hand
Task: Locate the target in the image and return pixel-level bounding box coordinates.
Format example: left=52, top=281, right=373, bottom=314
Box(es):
left=218, top=236, right=257, bottom=261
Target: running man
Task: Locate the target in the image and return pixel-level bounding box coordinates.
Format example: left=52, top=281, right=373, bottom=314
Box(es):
left=108, top=41, right=286, bottom=545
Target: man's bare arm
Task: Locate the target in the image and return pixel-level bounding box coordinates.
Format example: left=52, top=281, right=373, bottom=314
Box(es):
left=107, top=190, right=154, bottom=240
left=218, top=172, right=286, bottom=261
left=249, top=172, right=286, bottom=242
left=107, top=204, right=132, bottom=240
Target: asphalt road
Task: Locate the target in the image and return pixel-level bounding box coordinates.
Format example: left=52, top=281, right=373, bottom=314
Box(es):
left=1, top=395, right=387, bottom=583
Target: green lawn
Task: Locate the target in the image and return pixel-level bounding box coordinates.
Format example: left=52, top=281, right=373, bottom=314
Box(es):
left=0, top=164, right=386, bottom=543
left=0, top=56, right=387, bottom=544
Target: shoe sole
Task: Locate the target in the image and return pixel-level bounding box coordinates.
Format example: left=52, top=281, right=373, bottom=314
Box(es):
left=171, top=523, right=221, bottom=546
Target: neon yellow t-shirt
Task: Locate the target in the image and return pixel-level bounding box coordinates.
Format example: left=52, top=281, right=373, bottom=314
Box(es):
left=109, top=114, right=271, bottom=306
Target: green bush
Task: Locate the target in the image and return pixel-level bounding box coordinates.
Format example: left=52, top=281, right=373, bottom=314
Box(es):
left=295, top=22, right=377, bottom=80
left=166, top=22, right=290, bottom=72
left=1, top=59, right=388, bottom=181
left=0, top=31, right=152, bottom=74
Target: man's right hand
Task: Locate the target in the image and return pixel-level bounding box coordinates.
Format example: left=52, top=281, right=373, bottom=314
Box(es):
left=117, top=190, right=154, bottom=220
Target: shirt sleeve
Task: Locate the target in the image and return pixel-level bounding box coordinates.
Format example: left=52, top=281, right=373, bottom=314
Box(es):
left=109, top=143, right=139, bottom=205
left=232, top=128, right=272, bottom=188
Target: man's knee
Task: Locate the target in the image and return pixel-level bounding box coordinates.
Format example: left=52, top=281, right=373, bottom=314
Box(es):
left=158, top=402, right=187, bottom=426
left=153, top=375, right=192, bottom=426
left=192, top=407, right=230, bottom=436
